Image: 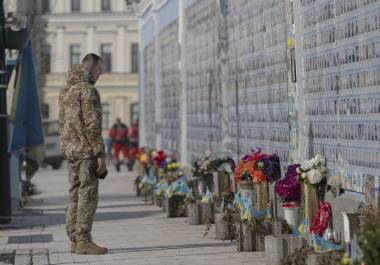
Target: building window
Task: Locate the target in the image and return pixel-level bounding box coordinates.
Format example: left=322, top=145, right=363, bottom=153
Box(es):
left=41, top=44, right=51, bottom=74
left=71, top=0, right=80, bottom=12
left=130, top=102, right=139, bottom=124
left=101, top=0, right=111, bottom=11
left=69, top=44, right=81, bottom=67
left=41, top=0, right=50, bottom=14
left=131, top=43, right=139, bottom=73
left=102, top=103, right=111, bottom=130
left=100, top=44, right=112, bottom=73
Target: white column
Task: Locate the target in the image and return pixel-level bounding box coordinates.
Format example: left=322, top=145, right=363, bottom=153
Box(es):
left=86, top=26, right=96, bottom=54
left=138, top=17, right=147, bottom=147
left=57, top=0, right=65, bottom=13
left=116, top=25, right=126, bottom=72
left=293, top=0, right=306, bottom=160
left=56, top=26, right=65, bottom=73
left=115, top=97, right=126, bottom=121
left=87, top=0, right=96, bottom=12
left=179, top=0, right=188, bottom=164
left=153, top=6, right=162, bottom=150
left=116, top=0, right=126, bottom=11
left=64, top=0, right=70, bottom=13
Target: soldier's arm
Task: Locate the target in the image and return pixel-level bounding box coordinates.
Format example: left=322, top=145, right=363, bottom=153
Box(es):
left=81, top=86, right=106, bottom=158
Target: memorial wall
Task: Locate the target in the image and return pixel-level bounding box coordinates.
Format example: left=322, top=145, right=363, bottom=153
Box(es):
left=139, top=0, right=380, bottom=200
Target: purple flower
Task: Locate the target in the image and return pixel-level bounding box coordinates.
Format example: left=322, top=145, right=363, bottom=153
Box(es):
left=275, top=163, right=301, bottom=202
left=285, top=164, right=300, bottom=178
left=260, top=154, right=281, bottom=183
left=275, top=177, right=301, bottom=202
left=242, top=155, right=251, bottom=161
left=251, top=147, right=262, bottom=154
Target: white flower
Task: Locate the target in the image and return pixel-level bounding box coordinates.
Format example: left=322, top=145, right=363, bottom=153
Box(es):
left=301, top=160, right=314, bottom=171
left=301, top=173, right=307, bottom=179
left=313, top=154, right=325, bottom=167
left=307, top=168, right=325, bottom=184
left=296, top=167, right=301, bottom=174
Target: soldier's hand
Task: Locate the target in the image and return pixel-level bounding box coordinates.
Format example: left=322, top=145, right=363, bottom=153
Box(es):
left=97, top=157, right=107, bottom=174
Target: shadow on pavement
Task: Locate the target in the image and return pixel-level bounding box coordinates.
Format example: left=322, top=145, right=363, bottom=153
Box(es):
left=37, top=202, right=149, bottom=212
left=109, top=242, right=235, bottom=254
left=6, top=209, right=163, bottom=228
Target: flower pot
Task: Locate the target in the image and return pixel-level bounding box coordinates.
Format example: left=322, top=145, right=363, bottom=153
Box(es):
left=303, top=183, right=319, bottom=221
left=282, top=203, right=299, bottom=230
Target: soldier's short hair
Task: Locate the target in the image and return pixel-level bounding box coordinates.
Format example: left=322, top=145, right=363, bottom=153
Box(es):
left=82, top=53, right=102, bottom=68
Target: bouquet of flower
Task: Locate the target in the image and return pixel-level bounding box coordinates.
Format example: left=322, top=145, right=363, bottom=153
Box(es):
left=298, top=154, right=328, bottom=185
left=136, top=148, right=149, bottom=168
left=275, top=164, right=301, bottom=202
left=192, top=150, right=213, bottom=182
left=160, top=161, right=182, bottom=183
left=152, top=150, right=167, bottom=169
left=234, top=148, right=281, bottom=184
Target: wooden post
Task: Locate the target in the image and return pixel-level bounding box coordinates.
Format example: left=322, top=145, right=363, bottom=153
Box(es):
left=238, top=222, right=255, bottom=252
left=255, top=182, right=269, bottom=211
left=199, top=202, right=214, bottom=224
left=303, top=183, right=319, bottom=221
left=187, top=202, right=200, bottom=225
left=215, top=212, right=235, bottom=240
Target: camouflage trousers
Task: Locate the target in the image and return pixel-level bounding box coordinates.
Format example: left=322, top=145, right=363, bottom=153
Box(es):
left=66, top=159, right=99, bottom=242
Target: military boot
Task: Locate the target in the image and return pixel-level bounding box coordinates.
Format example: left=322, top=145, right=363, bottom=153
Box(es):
left=75, top=240, right=108, bottom=255
left=70, top=241, right=76, bottom=253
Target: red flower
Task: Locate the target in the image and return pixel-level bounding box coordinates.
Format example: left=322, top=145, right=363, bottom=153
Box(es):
left=253, top=170, right=266, bottom=182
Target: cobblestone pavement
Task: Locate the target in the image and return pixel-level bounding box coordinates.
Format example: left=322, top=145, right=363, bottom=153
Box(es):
left=0, top=164, right=265, bottom=265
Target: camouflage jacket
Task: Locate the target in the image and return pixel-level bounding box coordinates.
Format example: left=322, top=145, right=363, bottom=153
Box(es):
left=58, top=64, right=106, bottom=160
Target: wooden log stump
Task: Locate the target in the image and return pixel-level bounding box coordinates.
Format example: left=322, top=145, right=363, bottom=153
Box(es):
left=238, top=222, right=255, bottom=252
left=303, top=183, right=319, bottom=221
left=265, top=235, right=307, bottom=265
left=215, top=212, right=236, bottom=240
left=254, top=182, right=269, bottom=211
left=238, top=220, right=288, bottom=252
left=306, top=253, right=335, bottom=265
left=199, top=202, right=215, bottom=224
left=187, top=202, right=200, bottom=225
left=165, top=195, right=186, bottom=218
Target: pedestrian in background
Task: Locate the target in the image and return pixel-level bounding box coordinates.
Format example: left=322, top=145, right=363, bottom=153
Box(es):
left=59, top=53, right=108, bottom=255
left=108, top=118, right=129, bottom=172
left=127, top=119, right=139, bottom=170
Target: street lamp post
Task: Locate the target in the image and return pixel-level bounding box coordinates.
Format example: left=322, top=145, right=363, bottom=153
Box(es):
left=0, top=0, right=11, bottom=224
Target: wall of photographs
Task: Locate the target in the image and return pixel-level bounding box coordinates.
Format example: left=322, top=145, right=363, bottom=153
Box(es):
left=138, top=0, right=380, bottom=197
left=184, top=0, right=222, bottom=160
left=299, top=0, right=380, bottom=199
left=143, top=41, right=157, bottom=148
left=159, top=20, right=181, bottom=156
left=226, top=0, right=290, bottom=164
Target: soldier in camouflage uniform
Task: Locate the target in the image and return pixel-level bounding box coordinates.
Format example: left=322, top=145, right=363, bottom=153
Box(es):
left=59, top=53, right=108, bottom=255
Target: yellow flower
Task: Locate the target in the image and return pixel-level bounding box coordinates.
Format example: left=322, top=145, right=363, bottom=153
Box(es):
left=140, top=154, right=148, bottom=163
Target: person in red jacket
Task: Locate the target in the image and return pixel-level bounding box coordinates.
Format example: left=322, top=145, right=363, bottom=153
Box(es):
left=129, top=119, right=139, bottom=148
left=126, top=119, right=139, bottom=171
left=108, top=118, right=129, bottom=172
